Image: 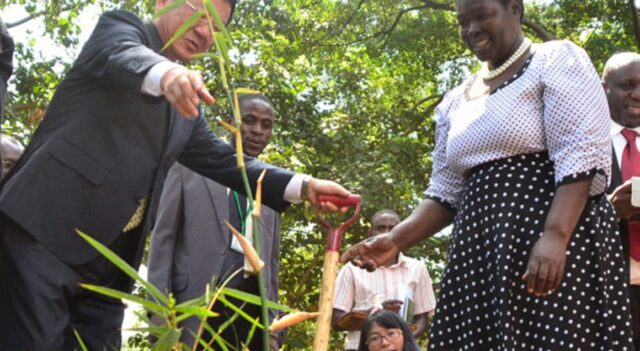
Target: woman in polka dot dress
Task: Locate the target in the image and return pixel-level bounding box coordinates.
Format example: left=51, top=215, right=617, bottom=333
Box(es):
left=342, top=0, right=634, bottom=349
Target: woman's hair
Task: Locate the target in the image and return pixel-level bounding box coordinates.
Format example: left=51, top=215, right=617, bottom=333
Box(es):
left=356, top=310, right=420, bottom=351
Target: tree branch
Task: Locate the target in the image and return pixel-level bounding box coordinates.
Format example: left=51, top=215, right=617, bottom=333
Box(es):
left=523, top=18, right=556, bottom=42
left=416, top=0, right=557, bottom=42
left=629, top=0, right=640, bottom=48
left=317, top=4, right=431, bottom=48
left=309, top=0, right=367, bottom=47
left=418, top=0, right=453, bottom=11
left=319, top=0, right=556, bottom=48
left=379, top=4, right=431, bottom=43
left=411, top=94, right=442, bottom=112
left=6, top=5, right=74, bottom=29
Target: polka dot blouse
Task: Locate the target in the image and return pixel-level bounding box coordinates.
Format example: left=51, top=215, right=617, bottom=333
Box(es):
left=425, top=40, right=611, bottom=209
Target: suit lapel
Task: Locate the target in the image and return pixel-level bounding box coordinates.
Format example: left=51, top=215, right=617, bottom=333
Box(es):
left=611, top=145, right=623, bottom=191
left=258, top=209, right=273, bottom=259
left=204, top=180, right=230, bottom=246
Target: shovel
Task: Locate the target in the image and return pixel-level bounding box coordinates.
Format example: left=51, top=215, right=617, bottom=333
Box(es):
left=312, top=194, right=362, bottom=351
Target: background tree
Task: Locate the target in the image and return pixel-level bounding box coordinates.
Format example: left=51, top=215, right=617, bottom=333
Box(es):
left=2, top=0, right=640, bottom=349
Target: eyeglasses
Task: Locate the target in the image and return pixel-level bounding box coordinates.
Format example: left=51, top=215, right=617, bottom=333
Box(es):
left=367, top=329, right=402, bottom=346
left=184, top=0, right=209, bottom=27
left=184, top=0, right=201, bottom=13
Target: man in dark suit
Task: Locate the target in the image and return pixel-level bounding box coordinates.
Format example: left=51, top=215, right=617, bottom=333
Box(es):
left=0, top=1, right=349, bottom=350
left=147, top=94, right=283, bottom=350
left=604, top=52, right=640, bottom=350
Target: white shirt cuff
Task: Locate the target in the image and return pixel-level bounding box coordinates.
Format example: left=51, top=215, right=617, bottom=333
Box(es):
left=283, top=174, right=308, bottom=204
left=141, top=61, right=183, bottom=96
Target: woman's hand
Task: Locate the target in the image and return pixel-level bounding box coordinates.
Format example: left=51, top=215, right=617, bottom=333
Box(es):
left=340, top=233, right=400, bottom=271
left=521, top=232, right=568, bottom=297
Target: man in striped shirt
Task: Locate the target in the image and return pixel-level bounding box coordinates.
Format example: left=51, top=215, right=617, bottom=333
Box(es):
left=331, top=209, right=436, bottom=350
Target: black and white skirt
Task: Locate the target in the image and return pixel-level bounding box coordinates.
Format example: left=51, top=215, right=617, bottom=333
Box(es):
left=428, top=152, right=633, bottom=350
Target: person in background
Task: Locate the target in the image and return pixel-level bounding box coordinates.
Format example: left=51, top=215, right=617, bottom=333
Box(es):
left=603, top=52, right=640, bottom=350
left=0, top=133, right=23, bottom=176
left=343, top=0, right=633, bottom=349
left=0, top=17, right=15, bottom=179
left=332, top=209, right=435, bottom=350
left=148, top=93, right=283, bottom=350
left=356, top=310, right=420, bottom=351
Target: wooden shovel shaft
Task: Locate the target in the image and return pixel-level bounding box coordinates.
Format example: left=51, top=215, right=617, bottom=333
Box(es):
left=312, top=250, right=340, bottom=351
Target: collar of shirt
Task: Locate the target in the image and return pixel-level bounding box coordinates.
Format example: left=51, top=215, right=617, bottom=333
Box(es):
left=611, top=120, right=640, bottom=168
left=382, top=253, right=408, bottom=269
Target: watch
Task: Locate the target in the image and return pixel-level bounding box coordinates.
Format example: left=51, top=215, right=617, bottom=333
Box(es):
left=300, top=176, right=312, bottom=202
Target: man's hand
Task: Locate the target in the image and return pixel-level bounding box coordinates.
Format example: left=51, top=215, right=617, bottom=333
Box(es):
left=521, top=231, right=568, bottom=297
left=306, top=178, right=351, bottom=212
left=340, top=233, right=399, bottom=271
left=609, top=180, right=640, bottom=220
left=381, top=299, right=403, bottom=314
left=161, top=66, right=215, bottom=119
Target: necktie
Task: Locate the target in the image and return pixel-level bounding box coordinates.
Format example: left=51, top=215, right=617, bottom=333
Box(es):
left=620, top=128, right=640, bottom=260
left=123, top=196, right=148, bottom=232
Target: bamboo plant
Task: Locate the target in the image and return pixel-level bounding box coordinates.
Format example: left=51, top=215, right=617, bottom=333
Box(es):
left=74, top=1, right=320, bottom=350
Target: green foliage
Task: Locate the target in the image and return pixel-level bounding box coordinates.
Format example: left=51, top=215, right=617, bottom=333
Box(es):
left=76, top=228, right=292, bottom=350
left=3, top=0, right=640, bottom=349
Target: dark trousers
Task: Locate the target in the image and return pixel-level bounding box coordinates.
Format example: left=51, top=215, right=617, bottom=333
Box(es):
left=0, top=220, right=143, bottom=351
left=631, top=285, right=640, bottom=350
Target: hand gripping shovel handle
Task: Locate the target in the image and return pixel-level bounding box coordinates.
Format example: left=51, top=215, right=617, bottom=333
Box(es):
left=316, top=195, right=362, bottom=251
left=313, top=194, right=361, bottom=351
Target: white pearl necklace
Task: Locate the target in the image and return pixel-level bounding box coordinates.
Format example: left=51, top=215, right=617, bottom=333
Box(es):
left=481, top=38, right=532, bottom=81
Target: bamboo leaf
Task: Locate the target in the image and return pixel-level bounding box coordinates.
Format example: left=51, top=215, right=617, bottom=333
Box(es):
left=174, top=305, right=219, bottom=320
left=175, top=294, right=207, bottom=308
left=217, top=295, right=263, bottom=328
left=73, top=329, right=89, bottom=351
left=235, top=88, right=263, bottom=95
left=161, top=12, right=203, bottom=53
left=189, top=326, right=226, bottom=351
left=203, top=0, right=233, bottom=44
left=75, top=229, right=170, bottom=306
left=218, top=118, right=239, bottom=134
left=80, top=284, right=170, bottom=315
left=221, top=287, right=294, bottom=312
left=244, top=321, right=259, bottom=349
left=153, top=0, right=186, bottom=20
left=152, top=327, right=182, bottom=351
left=190, top=52, right=219, bottom=60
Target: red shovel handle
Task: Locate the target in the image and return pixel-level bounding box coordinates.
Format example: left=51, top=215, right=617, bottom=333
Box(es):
left=318, top=194, right=362, bottom=207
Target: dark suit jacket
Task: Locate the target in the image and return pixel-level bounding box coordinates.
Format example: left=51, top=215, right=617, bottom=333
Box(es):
left=147, top=163, right=281, bottom=344
left=0, top=10, right=293, bottom=266
left=609, top=149, right=631, bottom=269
